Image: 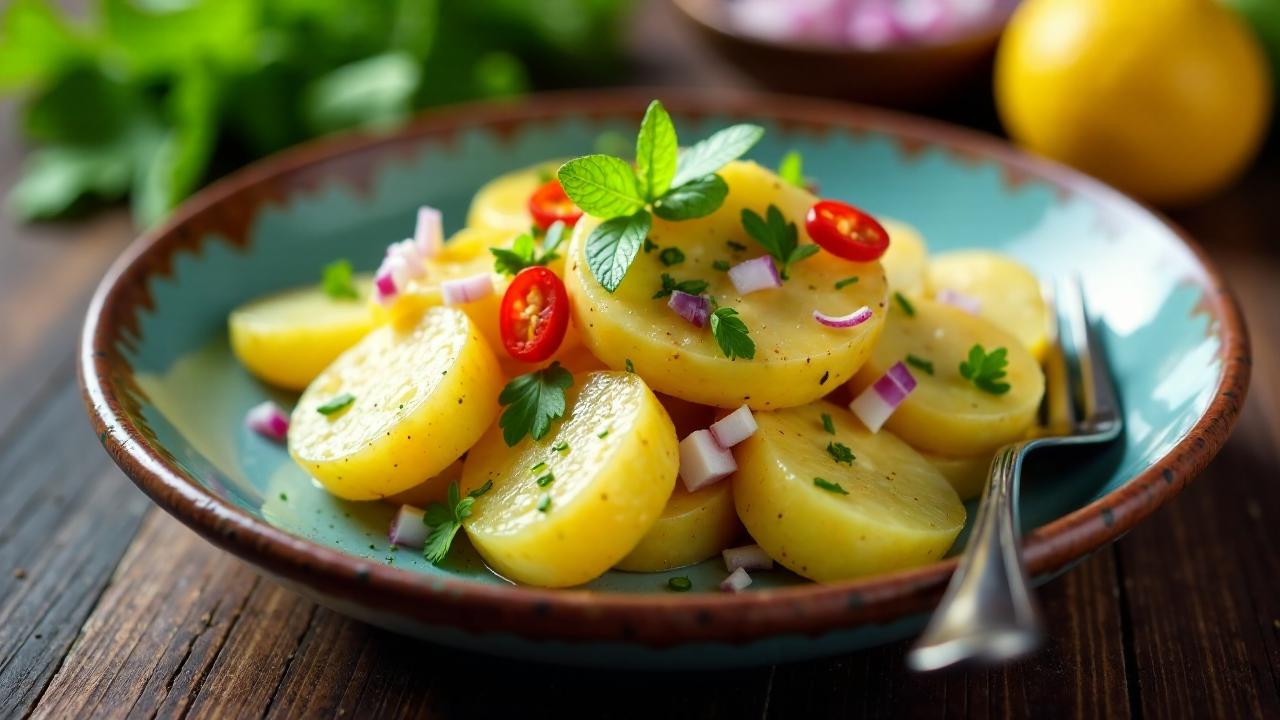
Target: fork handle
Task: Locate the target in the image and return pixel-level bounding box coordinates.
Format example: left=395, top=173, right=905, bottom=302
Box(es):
left=907, top=442, right=1043, bottom=671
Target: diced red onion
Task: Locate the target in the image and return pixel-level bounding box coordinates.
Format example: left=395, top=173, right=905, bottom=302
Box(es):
left=728, top=255, right=782, bottom=296
left=723, top=544, right=774, bottom=572
left=388, top=505, right=427, bottom=549
left=668, top=290, right=710, bottom=328
left=441, top=273, right=494, bottom=305
left=937, top=288, right=982, bottom=315
left=847, top=0, right=903, bottom=48
left=374, top=264, right=398, bottom=305
left=679, top=429, right=737, bottom=492
left=414, top=206, right=443, bottom=258
left=850, top=361, right=917, bottom=432
left=720, top=567, right=753, bottom=593
left=709, top=405, right=757, bottom=448
left=245, top=401, right=289, bottom=442
left=893, top=0, right=948, bottom=36
left=813, top=305, right=872, bottom=329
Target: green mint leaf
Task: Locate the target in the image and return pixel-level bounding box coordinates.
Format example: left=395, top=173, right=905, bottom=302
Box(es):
left=558, top=154, right=645, bottom=219
left=659, top=247, right=685, bottom=266
left=778, top=150, right=805, bottom=188
left=316, top=393, right=355, bottom=416
left=542, top=221, right=567, bottom=256
left=498, top=361, right=574, bottom=446
left=653, top=172, right=729, bottom=221
left=653, top=273, right=709, bottom=299
left=710, top=307, right=755, bottom=360
left=821, top=413, right=835, bottom=434
left=894, top=292, right=916, bottom=317
left=959, top=344, right=1011, bottom=395
left=585, top=210, right=651, bottom=292
left=672, top=124, right=764, bottom=188
left=835, top=276, right=859, bottom=289
left=906, top=354, right=934, bottom=375
left=304, top=52, right=422, bottom=135
left=826, top=441, right=855, bottom=465
left=668, top=576, right=692, bottom=592
left=635, top=99, right=678, bottom=201
left=321, top=259, right=359, bottom=300
left=813, top=477, right=849, bottom=495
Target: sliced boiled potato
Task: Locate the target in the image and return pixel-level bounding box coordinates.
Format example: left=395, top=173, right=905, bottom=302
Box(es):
left=922, top=450, right=993, bottom=502
left=289, top=307, right=504, bottom=501
left=925, top=250, right=1050, bottom=360
left=566, top=161, right=889, bottom=410
left=229, top=278, right=375, bottom=390
left=466, top=160, right=562, bottom=234
left=851, top=299, right=1045, bottom=456
left=879, top=218, right=928, bottom=295
left=614, top=481, right=742, bottom=572
left=460, top=371, right=678, bottom=587
left=734, top=401, right=965, bottom=581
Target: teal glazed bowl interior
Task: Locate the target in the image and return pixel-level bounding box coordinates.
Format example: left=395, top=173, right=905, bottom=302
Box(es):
left=80, top=90, right=1248, bottom=669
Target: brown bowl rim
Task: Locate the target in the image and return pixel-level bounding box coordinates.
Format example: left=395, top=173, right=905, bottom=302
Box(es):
left=79, top=88, right=1250, bottom=647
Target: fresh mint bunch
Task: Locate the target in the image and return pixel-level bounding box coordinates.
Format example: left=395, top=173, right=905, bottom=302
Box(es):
left=558, top=100, right=763, bottom=292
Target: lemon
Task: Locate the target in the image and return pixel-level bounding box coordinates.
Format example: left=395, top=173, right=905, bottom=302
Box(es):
left=996, top=0, right=1272, bottom=205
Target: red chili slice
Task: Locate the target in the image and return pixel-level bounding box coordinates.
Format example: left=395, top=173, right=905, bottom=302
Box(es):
left=804, top=200, right=890, bottom=262
left=499, top=266, right=570, bottom=363
left=528, top=179, right=584, bottom=231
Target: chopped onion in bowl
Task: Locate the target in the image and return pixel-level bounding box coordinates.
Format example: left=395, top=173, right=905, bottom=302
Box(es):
left=415, top=206, right=443, bottom=258
left=441, top=273, right=494, bottom=305
left=846, top=0, right=902, bottom=48
left=710, top=405, right=757, bottom=448
left=373, top=265, right=398, bottom=305
left=679, top=429, right=737, bottom=492
left=245, top=401, right=289, bottom=442
left=728, top=256, right=782, bottom=295
left=723, top=544, right=774, bottom=572
left=937, top=288, right=982, bottom=315
left=720, top=567, right=753, bottom=593
left=388, top=505, right=427, bottom=549
left=668, top=290, right=710, bottom=328
left=850, top=361, right=917, bottom=432
left=813, top=305, right=872, bottom=329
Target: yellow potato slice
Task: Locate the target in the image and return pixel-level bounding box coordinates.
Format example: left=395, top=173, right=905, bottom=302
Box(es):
left=228, top=278, right=375, bottom=390
left=466, top=160, right=562, bottom=233
left=614, top=481, right=742, bottom=572
left=879, top=218, right=928, bottom=295
left=460, top=371, right=679, bottom=587
left=922, top=450, right=993, bottom=502
left=925, top=250, right=1050, bottom=360
left=734, top=401, right=965, bottom=581
left=851, top=299, right=1045, bottom=456
left=565, top=161, right=889, bottom=410
left=289, top=307, right=503, bottom=501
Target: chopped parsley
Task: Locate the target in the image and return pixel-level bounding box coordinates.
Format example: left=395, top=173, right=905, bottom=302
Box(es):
left=653, top=273, right=709, bottom=299
left=536, top=472, right=555, bottom=487
left=959, top=344, right=1011, bottom=395
left=552, top=441, right=570, bottom=453
left=668, top=576, right=692, bottom=592
left=906, top=354, right=935, bottom=375
left=279, top=492, right=288, bottom=501
left=497, top=362, right=573, bottom=446
left=710, top=307, right=755, bottom=360
left=321, top=259, right=359, bottom=300
left=530, top=462, right=548, bottom=474
left=490, top=223, right=566, bottom=276
left=821, top=413, right=835, bottom=434
left=712, top=259, right=731, bottom=272
left=598, top=429, right=610, bottom=439
left=834, top=276, right=859, bottom=290
left=826, top=441, right=855, bottom=465
left=813, top=477, right=849, bottom=495
left=422, top=480, right=491, bottom=565
left=537, top=493, right=552, bottom=512
left=625, top=358, right=635, bottom=373
left=778, top=150, right=805, bottom=188
left=726, top=240, right=747, bottom=252
left=316, top=393, right=355, bottom=416
left=659, top=247, right=685, bottom=266
left=643, top=238, right=659, bottom=254
left=894, top=292, right=915, bottom=317
left=740, top=205, right=820, bottom=279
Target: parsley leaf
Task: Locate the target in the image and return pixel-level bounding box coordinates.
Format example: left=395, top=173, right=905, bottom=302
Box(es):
left=321, top=259, right=359, bottom=300
left=906, top=354, right=934, bottom=375
left=741, top=205, right=818, bottom=279
left=659, top=247, right=685, bottom=266
left=710, top=307, right=755, bottom=360
left=778, top=150, right=804, bottom=188
left=826, top=441, right=855, bottom=465
left=422, top=481, right=485, bottom=565
left=498, top=362, right=574, bottom=446
left=585, top=210, right=651, bottom=292
left=557, top=154, right=645, bottom=218
left=652, top=173, right=728, bottom=221
left=894, top=292, right=915, bottom=317
left=316, top=393, right=354, bottom=416
left=813, top=477, right=849, bottom=495
left=653, top=272, right=709, bottom=299
left=672, top=124, right=765, bottom=187
left=635, top=99, right=678, bottom=201
left=959, top=344, right=1011, bottom=395
left=492, top=221, right=568, bottom=277
left=821, top=413, right=836, bottom=434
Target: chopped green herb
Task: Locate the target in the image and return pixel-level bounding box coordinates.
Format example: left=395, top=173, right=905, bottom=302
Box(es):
left=279, top=492, right=288, bottom=502
left=321, top=259, right=359, bottom=300
left=498, top=362, right=574, bottom=446
left=643, top=238, right=659, bottom=254
left=826, top=441, right=855, bottom=465
left=422, top=482, right=477, bottom=565
left=834, top=276, right=860, bottom=290
left=710, top=307, right=755, bottom=360
left=536, top=472, right=555, bottom=487
left=712, top=259, right=731, bottom=272
left=778, top=150, right=805, bottom=188
left=598, top=429, right=610, bottom=439
left=491, top=224, right=565, bottom=277
left=658, top=247, right=685, bottom=266
left=469, top=480, right=493, bottom=498
left=553, top=441, right=570, bottom=452
left=537, top=493, right=552, bottom=512
left=668, top=576, right=692, bottom=592
left=625, top=358, right=635, bottom=373
left=726, top=240, right=747, bottom=252
left=894, top=292, right=915, bottom=317
left=906, top=354, right=935, bottom=375
left=741, top=205, right=820, bottom=279
left=530, top=462, right=547, bottom=474
left=316, top=393, right=355, bottom=416
left=959, top=344, right=1011, bottom=395
left=821, top=413, right=835, bottom=434
left=813, top=477, right=849, bottom=495
left=653, top=272, right=709, bottom=299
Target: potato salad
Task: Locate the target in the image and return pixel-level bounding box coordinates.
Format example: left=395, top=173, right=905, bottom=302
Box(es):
left=232, top=101, right=1048, bottom=590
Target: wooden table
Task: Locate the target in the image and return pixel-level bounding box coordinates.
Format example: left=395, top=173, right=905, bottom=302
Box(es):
left=4, top=4, right=1279, bottom=717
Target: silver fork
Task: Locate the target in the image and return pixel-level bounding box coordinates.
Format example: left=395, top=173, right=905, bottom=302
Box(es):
left=907, top=276, right=1123, bottom=672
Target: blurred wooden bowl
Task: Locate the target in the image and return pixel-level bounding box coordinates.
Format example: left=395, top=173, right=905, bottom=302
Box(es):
left=671, top=0, right=1015, bottom=108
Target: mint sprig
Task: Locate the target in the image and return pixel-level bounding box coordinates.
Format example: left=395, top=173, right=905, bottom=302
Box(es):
left=558, top=100, right=763, bottom=292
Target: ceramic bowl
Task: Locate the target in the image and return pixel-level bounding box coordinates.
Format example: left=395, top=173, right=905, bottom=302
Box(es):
left=80, top=90, right=1248, bottom=669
